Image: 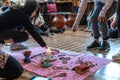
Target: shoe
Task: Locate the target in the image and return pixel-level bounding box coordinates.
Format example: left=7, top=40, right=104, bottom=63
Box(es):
left=60, top=28, right=66, bottom=34
left=87, top=40, right=100, bottom=49
left=112, top=54, right=120, bottom=61
left=49, top=33, right=55, bottom=35
left=10, top=43, right=28, bottom=51
left=99, top=41, right=110, bottom=51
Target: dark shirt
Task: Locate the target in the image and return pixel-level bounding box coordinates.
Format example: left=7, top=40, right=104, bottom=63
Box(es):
left=0, top=7, right=46, bottom=47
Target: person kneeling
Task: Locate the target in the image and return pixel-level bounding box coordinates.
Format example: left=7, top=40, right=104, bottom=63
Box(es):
left=0, top=50, right=23, bottom=79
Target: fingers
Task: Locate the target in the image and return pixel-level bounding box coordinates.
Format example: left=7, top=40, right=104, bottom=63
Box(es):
left=98, top=16, right=106, bottom=22
left=72, top=25, right=78, bottom=32
left=110, top=22, right=116, bottom=29
left=72, top=27, right=76, bottom=32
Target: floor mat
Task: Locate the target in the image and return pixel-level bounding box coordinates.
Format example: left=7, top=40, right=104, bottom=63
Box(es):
left=11, top=47, right=111, bottom=80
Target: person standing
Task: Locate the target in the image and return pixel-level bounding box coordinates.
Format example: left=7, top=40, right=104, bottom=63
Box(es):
left=72, top=0, right=118, bottom=51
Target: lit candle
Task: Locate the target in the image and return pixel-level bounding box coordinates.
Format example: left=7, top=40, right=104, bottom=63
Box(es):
left=46, top=48, right=51, bottom=60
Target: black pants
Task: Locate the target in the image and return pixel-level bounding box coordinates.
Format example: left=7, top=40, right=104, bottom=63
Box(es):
left=117, top=0, right=120, bottom=38
left=0, top=55, right=23, bottom=79
left=107, top=20, right=118, bottom=38
left=0, top=30, right=29, bottom=43
left=40, top=24, right=62, bottom=33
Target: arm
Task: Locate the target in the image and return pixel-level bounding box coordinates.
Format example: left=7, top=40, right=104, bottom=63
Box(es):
left=72, top=0, right=88, bottom=31
left=110, top=13, right=117, bottom=29
left=98, top=0, right=115, bottom=22
left=23, top=19, right=47, bottom=48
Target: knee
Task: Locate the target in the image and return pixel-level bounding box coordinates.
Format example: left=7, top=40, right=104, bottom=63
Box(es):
left=13, top=66, right=23, bottom=79
left=91, top=15, right=97, bottom=22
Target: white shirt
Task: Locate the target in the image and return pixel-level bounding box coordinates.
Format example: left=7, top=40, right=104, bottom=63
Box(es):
left=73, top=0, right=118, bottom=26
left=32, top=13, right=45, bottom=27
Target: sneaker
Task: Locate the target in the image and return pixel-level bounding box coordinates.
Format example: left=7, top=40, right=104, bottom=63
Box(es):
left=60, top=28, right=66, bottom=34
left=99, top=41, right=110, bottom=51
left=87, top=40, right=100, bottom=49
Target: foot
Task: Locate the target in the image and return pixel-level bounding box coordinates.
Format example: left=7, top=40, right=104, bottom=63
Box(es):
left=10, top=43, right=28, bottom=51
left=87, top=40, right=100, bottom=49
left=60, top=28, right=65, bottom=34
left=99, top=41, right=110, bottom=51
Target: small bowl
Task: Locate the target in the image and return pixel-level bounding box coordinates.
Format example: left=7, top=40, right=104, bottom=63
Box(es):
left=23, top=51, right=31, bottom=56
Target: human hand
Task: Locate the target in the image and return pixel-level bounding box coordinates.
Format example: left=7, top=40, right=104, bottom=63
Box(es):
left=72, top=25, right=78, bottom=32
left=98, top=15, right=106, bottom=22
left=46, top=47, right=51, bottom=55
left=110, top=20, right=116, bottom=29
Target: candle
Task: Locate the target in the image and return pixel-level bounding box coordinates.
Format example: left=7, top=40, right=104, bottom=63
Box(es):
left=46, top=48, right=51, bottom=60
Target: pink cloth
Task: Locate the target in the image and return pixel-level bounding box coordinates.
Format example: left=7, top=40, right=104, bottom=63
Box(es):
left=11, top=47, right=111, bottom=80
left=47, top=3, right=57, bottom=13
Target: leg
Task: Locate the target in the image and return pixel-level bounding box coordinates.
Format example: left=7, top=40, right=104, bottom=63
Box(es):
left=98, top=1, right=117, bottom=50
left=0, top=55, right=23, bottom=79
left=87, top=1, right=104, bottom=49
left=50, top=28, right=61, bottom=33
left=99, top=1, right=117, bottom=40
left=117, top=0, right=120, bottom=38
left=90, top=1, right=104, bottom=39
left=0, top=30, right=29, bottom=43
left=0, top=30, right=28, bottom=50
left=34, top=27, right=49, bottom=36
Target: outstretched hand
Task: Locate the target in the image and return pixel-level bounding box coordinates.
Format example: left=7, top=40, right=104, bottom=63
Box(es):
left=72, top=25, right=78, bottom=32
left=98, top=15, right=106, bottom=22
left=110, top=20, right=116, bottom=29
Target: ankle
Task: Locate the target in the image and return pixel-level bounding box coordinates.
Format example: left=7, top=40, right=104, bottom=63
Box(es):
left=95, top=39, right=99, bottom=43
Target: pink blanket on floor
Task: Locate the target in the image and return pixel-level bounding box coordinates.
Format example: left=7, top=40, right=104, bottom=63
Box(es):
left=10, top=47, right=111, bottom=80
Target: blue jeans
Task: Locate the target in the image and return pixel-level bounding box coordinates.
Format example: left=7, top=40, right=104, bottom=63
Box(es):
left=91, top=1, right=117, bottom=40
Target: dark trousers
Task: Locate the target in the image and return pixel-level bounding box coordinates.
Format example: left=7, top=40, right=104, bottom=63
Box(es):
left=0, top=30, right=29, bottom=43
left=0, top=55, right=23, bottom=79
left=107, top=20, right=118, bottom=38
left=40, top=24, right=61, bottom=33
left=117, top=0, right=120, bottom=38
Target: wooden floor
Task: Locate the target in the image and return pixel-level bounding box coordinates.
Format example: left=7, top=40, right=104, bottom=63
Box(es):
left=2, top=26, right=120, bottom=80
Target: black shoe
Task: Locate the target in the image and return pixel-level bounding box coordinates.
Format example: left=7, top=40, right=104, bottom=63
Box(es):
left=87, top=40, right=100, bottom=49
left=60, top=27, right=66, bottom=34
left=99, top=41, right=110, bottom=51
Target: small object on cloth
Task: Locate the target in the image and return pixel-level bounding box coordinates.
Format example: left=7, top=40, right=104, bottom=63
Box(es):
left=72, top=64, right=89, bottom=75
left=59, top=57, right=71, bottom=60
left=10, top=43, right=28, bottom=51
left=41, top=62, right=51, bottom=68
left=62, top=60, right=68, bottom=64
left=52, top=66, right=69, bottom=70
left=23, top=51, right=31, bottom=63
left=53, top=73, right=67, bottom=78
left=30, top=76, right=52, bottom=80
left=59, top=57, right=65, bottom=60
left=51, top=49, right=59, bottom=55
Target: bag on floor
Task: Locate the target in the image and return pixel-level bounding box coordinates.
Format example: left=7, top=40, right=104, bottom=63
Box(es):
left=47, top=3, right=57, bottom=13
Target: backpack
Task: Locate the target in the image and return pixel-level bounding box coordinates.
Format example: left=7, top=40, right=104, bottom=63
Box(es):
left=47, top=3, right=57, bottom=13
